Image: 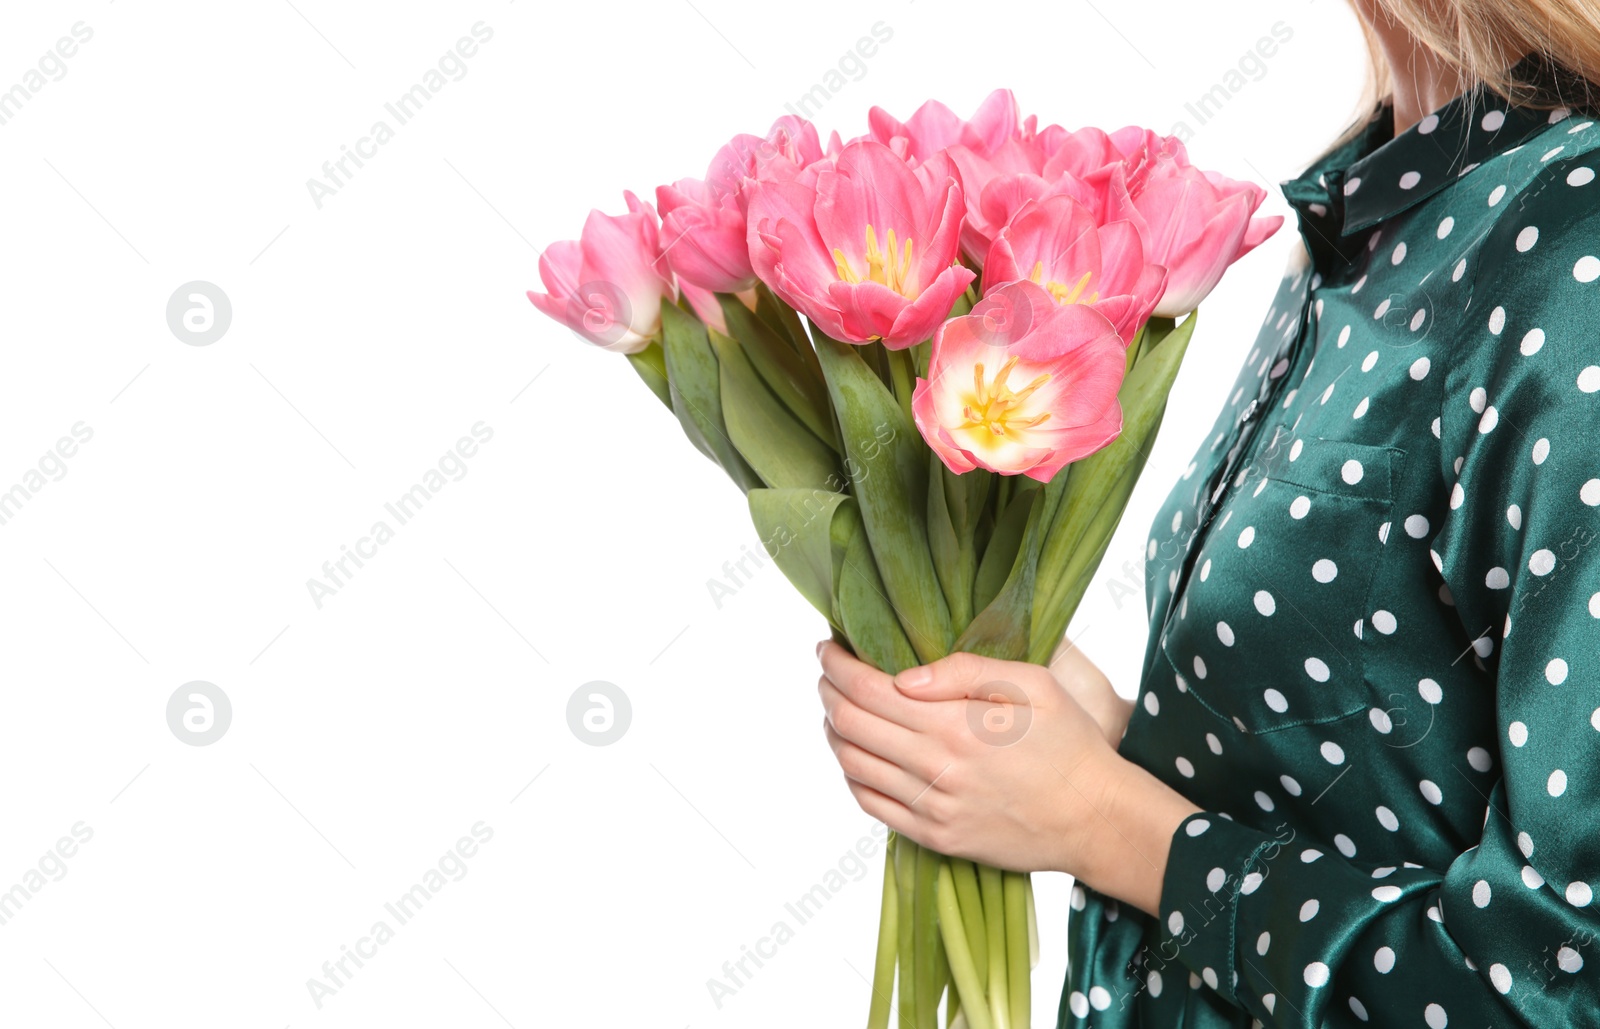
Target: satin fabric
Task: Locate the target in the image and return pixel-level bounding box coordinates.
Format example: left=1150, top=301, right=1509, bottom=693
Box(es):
left=1062, top=54, right=1600, bottom=1028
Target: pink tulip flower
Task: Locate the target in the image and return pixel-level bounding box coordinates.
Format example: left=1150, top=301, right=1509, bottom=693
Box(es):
left=655, top=177, right=755, bottom=294
left=866, top=88, right=1023, bottom=165
left=983, top=195, right=1168, bottom=344
left=745, top=140, right=975, bottom=349
left=912, top=280, right=1125, bottom=481
left=1041, top=125, right=1189, bottom=200
left=1112, top=162, right=1283, bottom=317
left=710, top=115, right=825, bottom=188
left=947, top=152, right=1096, bottom=266
left=528, top=191, right=675, bottom=354
left=656, top=117, right=825, bottom=294
left=868, top=89, right=1076, bottom=263
left=945, top=123, right=1196, bottom=268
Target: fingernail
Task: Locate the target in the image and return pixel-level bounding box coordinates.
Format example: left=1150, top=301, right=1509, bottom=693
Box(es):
left=816, top=640, right=829, bottom=659
left=896, top=666, right=932, bottom=690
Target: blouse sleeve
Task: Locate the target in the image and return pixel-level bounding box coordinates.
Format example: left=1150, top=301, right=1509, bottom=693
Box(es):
left=1152, top=153, right=1600, bottom=1028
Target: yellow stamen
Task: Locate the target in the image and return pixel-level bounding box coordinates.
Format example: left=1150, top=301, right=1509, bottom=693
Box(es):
left=833, top=247, right=859, bottom=284
left=1039, top=269, right=1094, bottom=306
left=833, top=223, right=918, bottom=297
left=957, top=356, right=1054, bottom=440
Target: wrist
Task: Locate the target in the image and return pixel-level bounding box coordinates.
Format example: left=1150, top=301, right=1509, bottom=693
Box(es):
left=1097, top=695, right=1134, bottom=749
left=1072, top=755, right=1200, bottom=918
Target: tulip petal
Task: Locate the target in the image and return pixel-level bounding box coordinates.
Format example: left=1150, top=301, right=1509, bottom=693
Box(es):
left=912, top=378, right=979, bottom=475
left=537, top=238, right=584, bottom=297
left=880, top=263, right=975, bottom=349
left=580, top=207, right=670, bottom=324
left=982, top=235, right=1025, bottom=293
left=1239, top=213, right=1284, bottom=258
left=1092, top=261, right=1167, bottom=343
left=745, top=178, right=838, bottom=312
left=826, top=279, right=911, bottom=343
left=814, top=142, right=930, bottom=262
left=1151, top=193, right=1253, bottom=317
left=963, top=89, right=1021, bottom=153
left=1020, top=400, right=1122, bottom=482
left=983, top=194, right=1100, bottom=297
left=1092, top=219, right=1147, bottom=297
left=918, top=175, right=969, bottom=282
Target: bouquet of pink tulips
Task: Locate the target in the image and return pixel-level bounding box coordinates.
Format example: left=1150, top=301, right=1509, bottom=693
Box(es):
left=530, top=89, right=1279, bottom=1029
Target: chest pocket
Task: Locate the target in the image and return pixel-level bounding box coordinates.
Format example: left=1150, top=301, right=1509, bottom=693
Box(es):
left=1158, top=435, right=1404, bottom=734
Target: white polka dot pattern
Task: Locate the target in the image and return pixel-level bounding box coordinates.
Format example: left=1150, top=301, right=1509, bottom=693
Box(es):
left=1063, top=70, right=1600, bottom=1029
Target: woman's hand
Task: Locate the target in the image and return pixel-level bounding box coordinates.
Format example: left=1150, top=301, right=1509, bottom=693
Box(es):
left=817, top=642, right=1199, bottom=918
left=1047, top=635, right=1135, bottom=750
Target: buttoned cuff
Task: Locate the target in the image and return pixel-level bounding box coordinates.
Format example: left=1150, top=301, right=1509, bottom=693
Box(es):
left=1156, top=811, right=1441, bottom=1024
left=1156, top=813, right=1292, bottom=1018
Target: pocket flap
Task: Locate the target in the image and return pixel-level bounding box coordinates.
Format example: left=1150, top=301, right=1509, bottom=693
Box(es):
left=1262, top=435, right=1400, bottom=504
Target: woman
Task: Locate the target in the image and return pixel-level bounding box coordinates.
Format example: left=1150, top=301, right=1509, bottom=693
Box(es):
left=816, top=2, right=1600, bottom=1025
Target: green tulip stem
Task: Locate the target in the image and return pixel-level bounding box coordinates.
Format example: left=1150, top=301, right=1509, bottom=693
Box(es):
left=913, top=843, right=942, bottom=1029
left=951, top=858, right=988, bottom=988
left=867, top=843, right=899, bottom=1029
left=979, top=863, right=1010, bottom=1029
left=895, top=837, right=918, bottom=1027
left=936, top=859, right=995, bottom=1029
left=887, top=345, right=917, bottom=425
left=1004, top=872, right=1030, bottom=1029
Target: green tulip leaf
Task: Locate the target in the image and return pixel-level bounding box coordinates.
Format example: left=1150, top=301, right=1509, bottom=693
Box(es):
left=660, top=302, right=763, bottom=493
left=972, top=480, right=1038, bottom=616
left=813, top=333, right=953, bottom=664
left=958, top=485, right=1044, bottom=660
left=834, top=500, right=921, bottom=674
left=625, top=341, right=672, bottom=410
left=718, top=295, right=838, bottom=450
left=747, top=487, right=854, bottom=627
left=711, top=329, right=839, bottom=490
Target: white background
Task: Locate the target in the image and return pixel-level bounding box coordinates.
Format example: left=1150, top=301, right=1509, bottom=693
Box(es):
left=0, top=0, right=1370, bottom=1025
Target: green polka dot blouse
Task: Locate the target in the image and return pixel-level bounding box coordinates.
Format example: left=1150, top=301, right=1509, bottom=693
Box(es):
left=1064, top=54, right=1600, bottom=1028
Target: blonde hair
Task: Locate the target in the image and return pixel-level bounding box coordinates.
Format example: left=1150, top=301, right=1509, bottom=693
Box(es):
left=1335, top=0, right=1600, bottom=144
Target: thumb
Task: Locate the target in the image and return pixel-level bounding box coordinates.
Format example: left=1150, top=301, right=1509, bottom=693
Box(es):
left=894, top=651, right=1022, bottom=702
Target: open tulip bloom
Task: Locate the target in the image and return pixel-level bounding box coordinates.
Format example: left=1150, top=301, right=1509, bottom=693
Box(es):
left=529, top=89, right=1280, bottom=1029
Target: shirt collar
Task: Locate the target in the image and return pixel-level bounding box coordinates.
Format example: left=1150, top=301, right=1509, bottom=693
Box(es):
left=1280, top=52, right=1590, bottom=248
